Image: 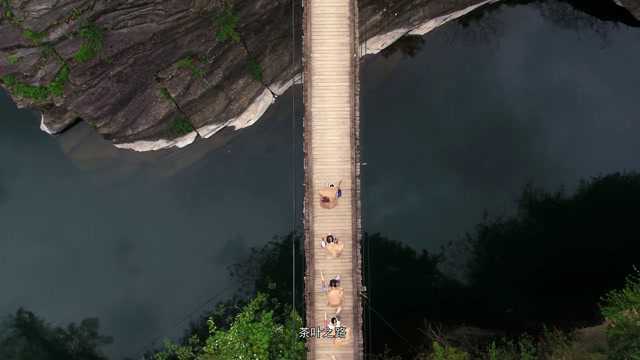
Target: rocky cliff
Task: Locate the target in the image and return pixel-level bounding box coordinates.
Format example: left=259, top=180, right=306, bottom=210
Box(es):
left=1, top=0, right=639, bottom=151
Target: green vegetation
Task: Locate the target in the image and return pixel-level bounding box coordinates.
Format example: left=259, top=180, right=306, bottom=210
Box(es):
left=22, top=29, right=46, bottom=44
left=40, top=43, right=57, bottom=61
left=601, top=268, right=640, bottom=359
left=214, top=6, right=240, bottom=43
left=390, top=328, right=605, bottom=360
left=1, top=74, right=48, bottom=101
left=170, top=116, right=194, bottom=137
left=158, top=88, right=195, bottom=137
left=6, top=53, right=20, bottom=64
left=1, top=64, right=70, bottom=101
left=1, top=0, right=14, bottom=21
left=176, top=56, right=205, bottom=79
left=1, top=74, right=16, bottom=87
left=73, top=23, right=104, bottom=63
left=0, top=308, right=112, bottom=360
left=47, top=64, right=70, bottom=97
left=460, top=173, right=640, bottom=326
left=247, top=57, right=263, bottom=82
left=154, top=293, right=305, bottom=360
left=428, top=342, right=470, bottom=360
left=159, top=87, right=172, bottom=101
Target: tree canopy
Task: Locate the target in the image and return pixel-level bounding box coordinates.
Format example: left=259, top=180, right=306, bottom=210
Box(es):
left=153, top=293, right=305, bottom=360
left=0, top=308, right=112, bottom=360
left=464, top=173, right=640, bottom=328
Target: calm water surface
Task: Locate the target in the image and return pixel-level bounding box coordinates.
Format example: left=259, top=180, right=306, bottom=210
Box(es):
left=1, top=1, right=640, bottom=357
left=362, top=2, right=640, bottom=252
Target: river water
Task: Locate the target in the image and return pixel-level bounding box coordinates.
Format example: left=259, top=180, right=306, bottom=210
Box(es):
left=1, top=1, right=640, bottom=358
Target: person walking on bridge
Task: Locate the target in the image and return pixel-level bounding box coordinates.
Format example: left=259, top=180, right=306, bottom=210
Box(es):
left=319, top=180, right=343, bottom=209
left=320, top=271, right=343, bottom=314
left=321, top=233, right=344, bottom=257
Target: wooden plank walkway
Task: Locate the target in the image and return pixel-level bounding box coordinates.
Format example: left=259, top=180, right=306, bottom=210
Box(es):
left=303, top=0, right=363, bottom=359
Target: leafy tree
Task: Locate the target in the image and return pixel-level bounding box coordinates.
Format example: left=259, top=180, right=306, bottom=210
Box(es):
left=154, top=293, right=305, bottom=360
left=601, top=268, right=640, bottom=359
left=0, top=308, right=112, bottom=360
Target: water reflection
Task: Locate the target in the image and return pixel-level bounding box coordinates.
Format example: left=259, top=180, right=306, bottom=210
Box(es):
left=1, top=0, right=640, bottom=357
left=0, top=89, right=304, bottom=359
left=361, top=1, right=640, bottom=252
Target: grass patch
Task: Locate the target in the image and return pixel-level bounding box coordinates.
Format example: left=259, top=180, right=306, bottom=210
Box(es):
left=1, top=63, right=70, bottom=101
left=214, top=6, right=240, bottom=43
left=247, top=57, right=262, bottom=82
left=176, top=56, right=205, bottom=79
left=73, top=23, right=104, bottom=63
left=1, top=74, right=17, bottom=87
left=1, top=74, right=49, bottom=101
left=9, top=81, right=49, bottom=101
left=23, top=29, right=46, bottom=44
left=169, top=116, right=194, bottom=137
left=6, top=53, right=20, bottom=64
left=47, top=64, right=70, bottom=97
left=159, top=87, right=172, bottom=101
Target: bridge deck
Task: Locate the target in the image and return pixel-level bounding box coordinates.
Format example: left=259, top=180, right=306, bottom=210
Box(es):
left=303, top=0, right=363, bottom=359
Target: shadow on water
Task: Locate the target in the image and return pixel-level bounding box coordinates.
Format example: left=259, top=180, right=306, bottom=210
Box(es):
left=383, top=0, right=640, bottom=58
left=460, top=0, right=640, bottom=28
left=146, top=172, right=640, bottom=358
left=3, top=172, right=640, bottom=358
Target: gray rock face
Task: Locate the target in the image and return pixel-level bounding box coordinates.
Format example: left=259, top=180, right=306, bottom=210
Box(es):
left=619, top=0, right=640, bottom=18
left=1, top=0, right=639, bottom=150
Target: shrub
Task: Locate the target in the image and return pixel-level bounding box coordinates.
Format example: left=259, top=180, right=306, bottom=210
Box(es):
left=170, top=116, right=194, bottom=137
left=154, top=294, right=305, bottom=360
left=74, top=23, right=104, bottom=63
left=2, top=74, right=48, bottom=101
left=247, top=57, right=263, bottom=82
left=1, top=0, right=13, bottom=19
left=518, top=334, right=537, bottom=360
left=13, top=82, right=49, bottom=101
left=159, top=87, right=172, bottom=101
left=601, top=268, right=640, bottom=359
left=1, top=63, right=70, bottom=100
left=428, top=341, right=469, bottom=360
left=176, top=56, right=205, bottom=79
left=215, top=6, right=240, bottom=43
left=1, top=74, right=18, bottom=87
left=40, top=44, right=56, bottom=60
left=48, top=64, right=70, bottom=97
left=7, top=53, right=20, bottom=64
left=22, top=29, right=45, bottom=44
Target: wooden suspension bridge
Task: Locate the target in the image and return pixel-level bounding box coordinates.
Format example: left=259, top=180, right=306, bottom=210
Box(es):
left=302, top=0, right=364, bottom=358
